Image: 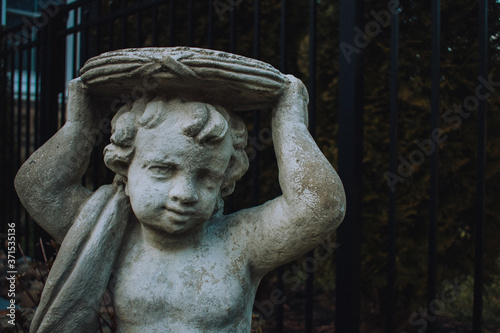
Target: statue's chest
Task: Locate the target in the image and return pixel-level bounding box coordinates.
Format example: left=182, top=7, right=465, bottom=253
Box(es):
left=110, top=242, right=253, bottom=326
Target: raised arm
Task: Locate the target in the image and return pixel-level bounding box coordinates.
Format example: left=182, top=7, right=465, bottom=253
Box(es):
left=232, top=75, right=346, bottom=276
left=14, top=78, right=105, bottom=243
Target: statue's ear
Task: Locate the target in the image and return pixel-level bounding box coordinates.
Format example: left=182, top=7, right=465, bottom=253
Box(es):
left=103, top=144, right=132, bottom=178
left=220, top=182, right=235, bottom=198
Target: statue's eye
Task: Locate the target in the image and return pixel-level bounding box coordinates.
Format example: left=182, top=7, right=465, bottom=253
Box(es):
left=148, top=165, right=175, bottom=179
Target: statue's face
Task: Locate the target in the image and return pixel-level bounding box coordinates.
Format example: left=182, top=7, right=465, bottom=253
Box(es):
left=126, top=118, right=233, bottom=235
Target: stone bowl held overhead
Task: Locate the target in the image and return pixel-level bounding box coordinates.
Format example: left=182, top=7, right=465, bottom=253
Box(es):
left=79, top=47, right=287, bottom=111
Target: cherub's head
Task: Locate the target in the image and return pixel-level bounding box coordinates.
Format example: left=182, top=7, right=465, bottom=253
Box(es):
left=103, top=97, right=249, bottom=234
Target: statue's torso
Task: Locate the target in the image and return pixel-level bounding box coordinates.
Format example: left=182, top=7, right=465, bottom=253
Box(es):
left=110, top=221, right=257, bottom=332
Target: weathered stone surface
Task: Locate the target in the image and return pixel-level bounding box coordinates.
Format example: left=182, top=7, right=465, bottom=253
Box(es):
left=79, top=47, right=287, bottom=111
left=14, top=47, right=346, bottom=332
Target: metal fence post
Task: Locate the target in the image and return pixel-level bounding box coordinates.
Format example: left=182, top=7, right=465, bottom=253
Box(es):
left=473, top=0, right=488, bottom=331
left=38, top=8, right=66, bottom=144
left=336, top=0, right=364, bottom=332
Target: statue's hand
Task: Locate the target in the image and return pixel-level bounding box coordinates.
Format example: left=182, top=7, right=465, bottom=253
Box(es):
left=282, top=75, right=309, bottom=102
left=274, top=75, right=309, bottom=125
left=66, top=78, right=108, bottom=125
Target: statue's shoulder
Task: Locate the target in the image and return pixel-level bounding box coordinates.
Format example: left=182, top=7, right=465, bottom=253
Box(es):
left=210, top=208, right=259, bottom=243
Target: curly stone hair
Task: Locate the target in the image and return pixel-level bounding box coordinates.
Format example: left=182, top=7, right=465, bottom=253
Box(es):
left=103, top=96, right=249, bottom=203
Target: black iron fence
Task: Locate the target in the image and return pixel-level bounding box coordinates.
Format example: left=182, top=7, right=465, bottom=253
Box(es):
left=1, top=0, right=498, bottom=332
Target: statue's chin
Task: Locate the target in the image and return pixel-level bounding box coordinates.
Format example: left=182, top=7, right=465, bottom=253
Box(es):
left=137, top=213, right=206, bottom=237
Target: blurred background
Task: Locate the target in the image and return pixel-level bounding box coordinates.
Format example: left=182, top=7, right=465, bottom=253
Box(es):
left=1, top=0, right=500, bottom=332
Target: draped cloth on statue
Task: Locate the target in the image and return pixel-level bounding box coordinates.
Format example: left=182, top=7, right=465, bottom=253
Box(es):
left=30, top=181, right=131, bottom=333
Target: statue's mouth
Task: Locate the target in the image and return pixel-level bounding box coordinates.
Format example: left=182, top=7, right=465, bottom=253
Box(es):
left=165, top=206, right=196, bottom=217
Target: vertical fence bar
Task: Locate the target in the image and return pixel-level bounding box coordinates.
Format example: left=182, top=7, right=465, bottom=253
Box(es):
left=26, top=48, right=32, bottom=160
left=253, top=0, right=260, bottom=60
left=73, top=11, right=79, bottom=77
left=91, top=3, right=100, bottom=58
left=10, top=52, right=15, bottom=151
left=59, top=64, right=66, bottom=127
left=428, top=3, right=440, bottom=332
left=121, top=1, right=128, bottom=48
left=152, top=4, right=158, bottom=46
left=65, top=6, right=75, bottom=81
left=81, top=9, right=90, bottom=67
left=473, top=0, right=487, bottom=331
left=96, top=0, right=102, bottom=54
left=35, top=45, right=41, bottom=149
left=229, top=3, right=235, bottom=53
left=279, top=0, right=286, bottom=73
left=386, top=5, right=399, bottom=333
left=187, top=0, right=193, bottom=46
left=108, top=17, right=114, bottom=50
left=305, top=1, right=317, bottom=332
left=15, top=48, right=26, bottom=251
left=169, top=0, right=175, bottom=46
left=16, top=49, right=24, bottom=247
left=25, top=47, right=33, bottom=255
left=137, top=10, right=143, bottom=47
left=17, top=49, right=23, bottom=168
left=336, top=0, right=364, bottom=332
left=208, top=0, right=214, bottom=49
left=0, top=0, right=4, bottom=26
left=33, top=44, right=42, bottom=249
left=81, top=2, right=99, bottom=62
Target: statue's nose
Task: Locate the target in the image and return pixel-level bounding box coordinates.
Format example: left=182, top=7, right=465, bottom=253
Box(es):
left=168, top=176, right=199, bottom=205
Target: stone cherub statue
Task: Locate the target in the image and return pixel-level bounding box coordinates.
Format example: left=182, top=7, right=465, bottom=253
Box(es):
left=15, top=47, right=346, bottom=332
